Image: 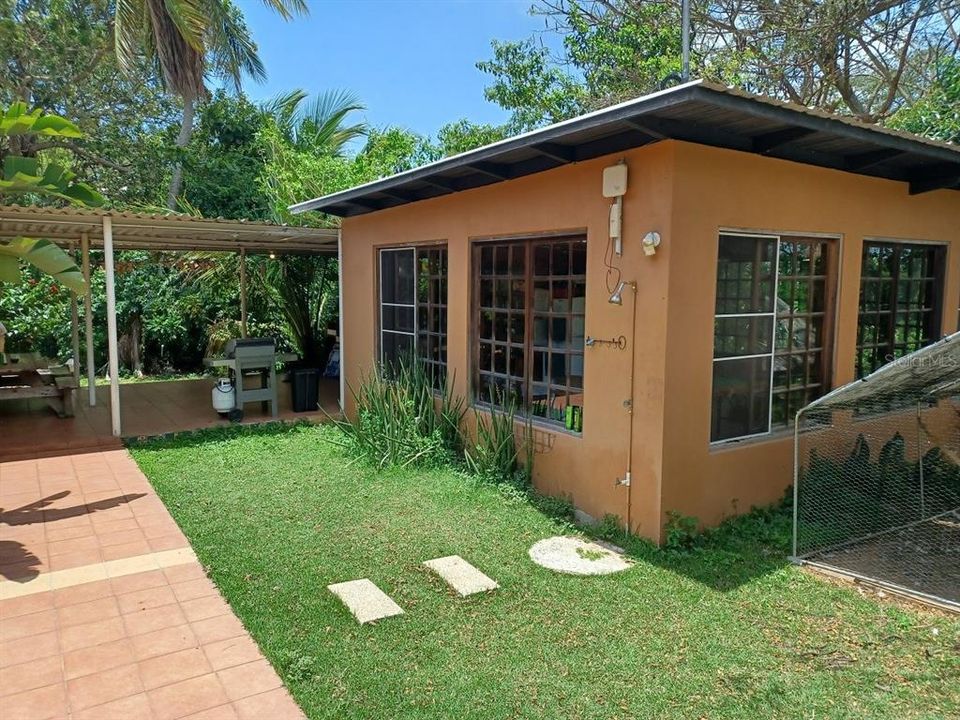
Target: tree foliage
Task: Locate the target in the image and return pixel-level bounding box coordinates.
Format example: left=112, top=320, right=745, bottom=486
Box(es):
left=480, top=0, right=960, bottom=129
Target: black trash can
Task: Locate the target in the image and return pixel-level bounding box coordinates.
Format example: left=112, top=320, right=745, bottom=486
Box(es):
left=291, top=368, right=320, bottom=412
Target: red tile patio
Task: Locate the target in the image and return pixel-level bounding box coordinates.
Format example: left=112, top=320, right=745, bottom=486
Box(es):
left=0, top=449, right=306, bottom=719
left=0, top=377, right=340, bottom=461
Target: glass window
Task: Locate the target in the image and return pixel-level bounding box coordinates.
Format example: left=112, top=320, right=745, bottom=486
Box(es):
left=856, top=241, right=944, bottom=378
left=711, top=233, right=835, bottom=443
left=474, top=235, right=586, bottom=432
left=379, top=246, right=448, bottom=388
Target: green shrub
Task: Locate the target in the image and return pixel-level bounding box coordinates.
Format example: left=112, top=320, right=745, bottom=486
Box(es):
left=663, top=511, right=701, bottom=551
left=334, top=358, right=466, bottom=469
left=465, top=392, right=533, bottom=487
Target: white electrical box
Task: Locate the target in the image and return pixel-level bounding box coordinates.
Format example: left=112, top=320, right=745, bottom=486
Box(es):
left=602, top=164, right=628, bottom=198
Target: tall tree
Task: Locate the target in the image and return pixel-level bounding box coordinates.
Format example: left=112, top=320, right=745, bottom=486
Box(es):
left=481, top=0, right=960, bottom=128
left=113, top=0, right=308, bottom=208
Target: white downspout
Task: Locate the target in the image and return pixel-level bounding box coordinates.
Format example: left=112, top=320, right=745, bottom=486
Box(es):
left=337, top=228, right=345, bottom=413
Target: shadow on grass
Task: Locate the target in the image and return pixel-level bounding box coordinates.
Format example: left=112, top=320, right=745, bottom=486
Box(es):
left=130, top=421, right=792, bottom=592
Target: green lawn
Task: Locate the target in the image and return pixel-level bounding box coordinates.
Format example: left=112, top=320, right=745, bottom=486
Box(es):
left=130, top=424, right=960, bottom=720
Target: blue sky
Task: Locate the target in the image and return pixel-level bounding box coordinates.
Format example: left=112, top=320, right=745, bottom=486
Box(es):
left=241, top=0, right=561, bottom=139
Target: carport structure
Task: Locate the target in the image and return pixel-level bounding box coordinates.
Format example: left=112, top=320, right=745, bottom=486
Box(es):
left=0, top=205, right=338, bottom=440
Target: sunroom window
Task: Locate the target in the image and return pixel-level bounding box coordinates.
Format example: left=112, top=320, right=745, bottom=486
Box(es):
left=711, top=233, right=835, bottom=443
left=378, top=246, right=448, bottom=388
left=473, top=235, right=587, bottom=431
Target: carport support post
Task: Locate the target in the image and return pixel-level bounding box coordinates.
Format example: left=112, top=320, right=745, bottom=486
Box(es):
left=81, top=233, right=96, bottom=407
left=103, top=216, right=121, bottom=436
left=69, top=240, right=80, bottom=387
left=239, top=248, right=248, bottom=338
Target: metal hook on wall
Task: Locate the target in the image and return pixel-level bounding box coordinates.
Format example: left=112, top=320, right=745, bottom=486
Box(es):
left=585, top=335, right=627, bottom=350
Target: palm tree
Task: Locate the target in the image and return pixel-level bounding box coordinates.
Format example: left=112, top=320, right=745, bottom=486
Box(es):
left=262, top=89, right=368, bottom=155
left=113, top=0, right=307, bottom=209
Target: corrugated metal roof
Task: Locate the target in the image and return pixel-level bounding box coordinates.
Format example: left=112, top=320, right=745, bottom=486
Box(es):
left=290, top=80, right=960, bottom=218
left=0, top=205, right=338, bottom=253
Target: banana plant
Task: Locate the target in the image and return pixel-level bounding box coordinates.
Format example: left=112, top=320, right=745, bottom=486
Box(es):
left=0, top=103, right=106, bottom=295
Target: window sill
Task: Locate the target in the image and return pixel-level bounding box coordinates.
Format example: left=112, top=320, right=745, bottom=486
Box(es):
left=471, top=402, right=584, bottom=439
left=708, top=427, right=794, bottom=453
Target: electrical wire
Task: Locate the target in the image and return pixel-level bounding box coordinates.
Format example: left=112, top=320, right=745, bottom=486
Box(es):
left=603, top=207, right=622, bottom=294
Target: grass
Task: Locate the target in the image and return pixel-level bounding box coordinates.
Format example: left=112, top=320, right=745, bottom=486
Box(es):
left=130, top=423, right=960, bottom=720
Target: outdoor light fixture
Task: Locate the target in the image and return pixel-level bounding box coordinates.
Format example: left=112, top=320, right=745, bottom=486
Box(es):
left=269, top=251, right=276, bottom=259
left=608, top=280, right=637, bottom=305
left=642, top=231, right=661, bottom=256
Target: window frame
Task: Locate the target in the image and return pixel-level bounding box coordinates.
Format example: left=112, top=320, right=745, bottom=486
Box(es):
left=855, top=239, right=946, bottom=378
left=470, top=234, right=587, bottom=433
left=377, top=244, right=449, bottom=386
left=710, top=232, right=839, bottom=445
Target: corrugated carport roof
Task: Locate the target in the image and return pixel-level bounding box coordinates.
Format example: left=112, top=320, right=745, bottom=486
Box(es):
left=290, top=80, right=960, bottom=218
left=0, top=205, right=338, bottom=253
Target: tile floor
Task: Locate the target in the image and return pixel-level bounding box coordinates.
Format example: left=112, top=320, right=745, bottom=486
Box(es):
left=0, top=377, right=340, bottom=461
left=0, top=449, right=305, bottom=720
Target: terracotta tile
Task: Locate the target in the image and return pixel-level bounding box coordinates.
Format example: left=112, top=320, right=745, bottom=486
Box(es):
left=93, top=517, right=142, bottom=535
left=123, top=602, right=188, bottom=636
left=0, top=608, right=56, bottom=642
left=182, top=704, right=239, bottom=720
left=57, top=595, right=120, bottom=628
left=216, top=659, right=283, bottom=702
left=47, top=547, right=103, bottom=571
left=117, top=585, right=178, bottom=615
left=0, top=589, right=54, bottom=618
left=60, top=616, right=127, bottom=653
left=110, top=569, right=168, bottom=596
left=98, top=529, right=148, bottom=548
left=142, top=522, right=183, bottom=540
left=171, top=579, right=219, bottom=603
left=130, top=624, right=198, bottom=661
left=190, top=614, right=246, bottom=645
left=139, top=647, right=213, bottom=691
left=201, top=635, right=263, bottom=672
left=0, top=629, right=59, bottom=668
left=2, top=681, right=68, bottom=720
left=180, top=595, right=231, bottom=623
left=0, top=653, right=63, bottom=696
left=232, top=688, right=304, bottom=720
left=47, top=534, right=100, bottom=555
left=64, top=638, right=136, bottom=680
left=163, top=564, right=207, bottom=584
left=149, top=534, right=189, bottom=552
left=0, top=559, right=47, bottom=581
left=67, top=662, right=144, bottom=710
left=101, top=539, right=152, bottom=561
left=147, top=673, right=230, bottom=720
left=52, top=577, right=114, bottom=606
left=72, top=692, right=154, bottom=720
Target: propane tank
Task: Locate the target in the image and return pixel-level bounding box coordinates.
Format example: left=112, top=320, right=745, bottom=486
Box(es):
left=212, top=378, right=235, bottom=415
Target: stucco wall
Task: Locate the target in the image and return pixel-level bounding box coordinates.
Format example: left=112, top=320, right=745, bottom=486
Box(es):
left=339, top=143, right=676, bottom=536
left=660, top=142, right=960, bottom=531
left=338, top=138, right=960, bottom=543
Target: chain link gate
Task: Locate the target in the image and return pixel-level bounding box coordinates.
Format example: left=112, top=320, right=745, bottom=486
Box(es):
left=793, top=333, right=960, bottom=610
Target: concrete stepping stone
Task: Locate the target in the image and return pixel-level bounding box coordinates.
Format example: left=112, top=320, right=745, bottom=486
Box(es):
left=423, top=555, right=499, bottom=597
left=327, top=579, right=404, bottom=624
left=528, top=536, right=632, bottom=576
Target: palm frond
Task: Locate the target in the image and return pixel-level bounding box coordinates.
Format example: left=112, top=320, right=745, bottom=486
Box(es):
left=203, top=0, right=266, bottom=91
left=113, top=0, right=149, bottom=73
left=258, top=0, right=308, bottom=21
left=295, top=89, right=368, bottom=154
left=262, top=89, right=308, bottom=140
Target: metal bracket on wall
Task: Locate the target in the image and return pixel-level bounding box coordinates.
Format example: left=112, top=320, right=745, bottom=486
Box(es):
left=585, top=335, right=627, bottom=350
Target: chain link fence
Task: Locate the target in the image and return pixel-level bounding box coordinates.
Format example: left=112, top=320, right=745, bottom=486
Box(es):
left=793, top=333, right=960, bottom=610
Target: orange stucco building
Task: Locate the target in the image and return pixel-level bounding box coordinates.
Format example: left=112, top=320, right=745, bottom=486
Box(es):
left=294, top=82, right=960, bottom=543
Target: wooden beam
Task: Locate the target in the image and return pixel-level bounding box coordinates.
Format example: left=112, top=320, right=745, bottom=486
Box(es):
left=530, top=142, right=577, bottom=163
left=81, top=232, right=96, bottom=407
left=845, top=149, right=905, bottom=171
left=751, top=127, right=816, bottom=153
left=102, top=216, right=121, bottom=436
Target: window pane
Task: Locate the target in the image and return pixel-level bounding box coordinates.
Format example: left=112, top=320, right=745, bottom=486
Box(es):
left=381, top=331, right=414, bottom=367
left=716, top=234, right=776, bottom=314
left=382, top=305, right=414, bottom=333
left=714, top=316, right=773, bottom=358
left=711, top=356, right=771, bottom=442
left=380, top=249, right=415, bottom=304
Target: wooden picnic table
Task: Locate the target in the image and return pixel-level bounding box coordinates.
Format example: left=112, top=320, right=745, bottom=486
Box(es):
left=0, top=352, right=77, bottom=418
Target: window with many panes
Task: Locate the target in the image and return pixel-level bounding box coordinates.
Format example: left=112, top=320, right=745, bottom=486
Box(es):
left=711, top=233, right=836, bottom=443
left=474, top=235, right=586, bottom=431
left=378, top=246, right=448, bottom=388
left=856, top=241, right=945, bottom=378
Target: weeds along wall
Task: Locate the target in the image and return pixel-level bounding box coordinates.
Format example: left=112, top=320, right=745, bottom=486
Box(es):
left=793, top=333, right=960, bottom=608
